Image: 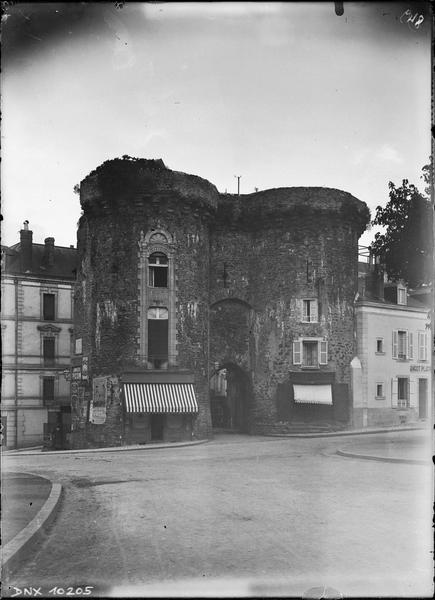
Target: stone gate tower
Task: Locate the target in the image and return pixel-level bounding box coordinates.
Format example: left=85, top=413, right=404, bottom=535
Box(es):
left=71, top=158, right=218, bottom=448
left=70, top=157, right=369, bottom=448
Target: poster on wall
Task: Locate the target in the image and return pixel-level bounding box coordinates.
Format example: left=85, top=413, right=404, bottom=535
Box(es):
left=90, top=377, right=108, bottom=424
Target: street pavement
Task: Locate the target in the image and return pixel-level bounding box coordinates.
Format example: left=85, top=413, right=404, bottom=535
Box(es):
left=1, top=429, right=433, bottom=598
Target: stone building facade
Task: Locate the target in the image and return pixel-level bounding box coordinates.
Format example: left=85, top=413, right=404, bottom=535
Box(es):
left=70, top=157, right=369, bottom=448
left=1, top=224, right=76, bottom=448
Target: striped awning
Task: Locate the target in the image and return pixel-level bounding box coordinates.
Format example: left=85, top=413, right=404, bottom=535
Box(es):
left=294, top=384, right=333, bottom=405
left=124, top=383, right=198, bottom=413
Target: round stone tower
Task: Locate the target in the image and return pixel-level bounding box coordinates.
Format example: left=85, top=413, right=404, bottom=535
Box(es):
left=71, top=157, right=218, bottom=448
left=209, top=187, right=370, bottom=434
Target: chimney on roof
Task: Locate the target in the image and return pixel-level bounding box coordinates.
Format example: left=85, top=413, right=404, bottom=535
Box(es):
left=44, top=237, right=55, bottom=268
left=368, top=250, right=385, bottom=300
left=20, top=221, right=33, bottom=271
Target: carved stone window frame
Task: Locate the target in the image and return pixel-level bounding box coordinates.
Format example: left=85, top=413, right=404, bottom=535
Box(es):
left=138, top=229, right=177, bottom=367
left=38, top=324, right=61, bottom=366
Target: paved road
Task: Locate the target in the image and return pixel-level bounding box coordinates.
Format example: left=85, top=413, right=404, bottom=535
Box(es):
left=2, top=430, right=433, bottom=598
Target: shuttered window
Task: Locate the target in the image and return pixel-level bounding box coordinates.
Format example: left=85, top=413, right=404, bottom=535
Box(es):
left=319, top=341, right=328, bottom=364
left=418, top=331, right=428, bottom=361
left=293, top=339, right=328, bottom=367
left=293, top=340, right=302, bottom=365
left=393, top=330, right=411, bottom=360
left=43, top=338, right=55, bottom=366
left=42, top=377, right=55, bottom=405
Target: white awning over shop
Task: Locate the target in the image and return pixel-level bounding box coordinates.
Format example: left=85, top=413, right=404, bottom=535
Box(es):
left=124, top=383, right=198, bottom=413
left=294, top=384, right=333, bottom=405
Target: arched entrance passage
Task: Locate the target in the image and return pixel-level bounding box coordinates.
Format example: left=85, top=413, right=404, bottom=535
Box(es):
left=209, top=363, right=252, bottom=433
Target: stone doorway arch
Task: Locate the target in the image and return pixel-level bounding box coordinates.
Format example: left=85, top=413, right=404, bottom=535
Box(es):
left=209, top=362, right=252, bottom=433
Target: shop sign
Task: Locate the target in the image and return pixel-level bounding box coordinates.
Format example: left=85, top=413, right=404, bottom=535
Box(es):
left=75, top=338, right=83, bottom=355
left=82, top=357, right=89, bottom=381
left=72, top=366, right=82, bottom=381
left=410, top=365, right=431, bottom=372
left=90, top=377, right=108, bottom=424
left=71, top=381, right=79, bottom=411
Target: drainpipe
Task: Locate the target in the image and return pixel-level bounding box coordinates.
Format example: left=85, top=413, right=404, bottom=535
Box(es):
left=14, top=278, right=19, bottom=448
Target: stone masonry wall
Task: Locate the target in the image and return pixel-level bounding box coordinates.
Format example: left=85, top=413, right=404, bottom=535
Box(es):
left=72, top=159, right=218, bottom=446
left=71, top=159, right=369, bottom=445
left=210, top=188, right=369, bottom=433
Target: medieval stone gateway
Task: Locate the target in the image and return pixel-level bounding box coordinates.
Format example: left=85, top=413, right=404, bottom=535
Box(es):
left=70, top=157, right=369, bottom=448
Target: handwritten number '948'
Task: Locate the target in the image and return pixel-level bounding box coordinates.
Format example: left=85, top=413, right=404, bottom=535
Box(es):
left=400, top=9, right=424, bottom=30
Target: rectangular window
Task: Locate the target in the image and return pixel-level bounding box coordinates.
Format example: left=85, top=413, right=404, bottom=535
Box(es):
left=397, top=287, right=407, bottom=305
left=148, top=253, right=168, bottom=288
left=393, top=330, right=412, bottom=359
left=148, top=311, right=169, bottom=369
left=302, top=299, right=318, bottom=323
left=43, top=293, right=55, bottom=321
left=376, top=338, right=384, bottom=353
left=293, top=339, right=328, bottom=367
left=397, top=377, right=409, bottom=408
left=398, top=331, right=406, bottom=357
left=303, top=341, right=318, bottom=366
left=418, top=331, right=428, bottom=361
left=376, top=383, right=384, bottom=399
left=42, top=377, right=55, bottom=405
left=43, top=337, right=55, bottom=366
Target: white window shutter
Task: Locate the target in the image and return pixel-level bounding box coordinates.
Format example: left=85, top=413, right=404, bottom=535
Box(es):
left=409, top=379, right=417, bottom=408
left=391, top=377, right=398, bottom=408
left=392, top=330, right=398, bottom=358
left=418, top=331, right=427, bottom=361
left=311, top=301, right=318, bottom=323
left=293, top=340, right=302, bottom=365
left=298, top=299, right=304, bottom=321
left=408, top=332, right=413, bottom=359
left=319, top=341, right=328, bottom=364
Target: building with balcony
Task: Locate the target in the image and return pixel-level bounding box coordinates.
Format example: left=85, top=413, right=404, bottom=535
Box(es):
left=1, top=223, right=76, bottom=448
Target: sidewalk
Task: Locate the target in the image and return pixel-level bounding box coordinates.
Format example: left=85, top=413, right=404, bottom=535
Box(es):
left=336, top=429, right=432, bottom=465
left=1, top=472, right=63, bottom=575
left=2, top=438, right=209, bottom=457
left=2, top=472, right=52, bottom=544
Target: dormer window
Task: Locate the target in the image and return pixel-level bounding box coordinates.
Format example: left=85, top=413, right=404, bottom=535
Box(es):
left=148, top=252, right=168, bottom=288
left=397, top=287, right=407, bottom=305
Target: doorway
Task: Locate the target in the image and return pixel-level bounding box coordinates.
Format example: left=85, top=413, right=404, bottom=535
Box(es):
left=150, top=414, right=165, bottom=441
left=418, top=379, right=428, bottom=419
left=210, top=364, right=252, bottom=433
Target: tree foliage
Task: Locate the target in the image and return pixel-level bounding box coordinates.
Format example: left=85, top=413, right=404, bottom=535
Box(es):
left=370, top=163, right=433, bottom=288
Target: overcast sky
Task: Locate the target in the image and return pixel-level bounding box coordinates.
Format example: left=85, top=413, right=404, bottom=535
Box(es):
left=2, top=1, right=431, bottom=249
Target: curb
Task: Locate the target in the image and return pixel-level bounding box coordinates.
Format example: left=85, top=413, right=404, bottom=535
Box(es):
left=265, top=425, right=427, bottom=439
left=336, top=449, right=431, bottom=465
left=3, top=438, right=209, bottom=457
left=1, top=474, right=63, bottom=575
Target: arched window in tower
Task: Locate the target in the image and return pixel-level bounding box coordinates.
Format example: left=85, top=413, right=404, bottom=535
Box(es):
left=148, top=252, right=168, bottom=288
left=147, top=307, right=169, bottom=369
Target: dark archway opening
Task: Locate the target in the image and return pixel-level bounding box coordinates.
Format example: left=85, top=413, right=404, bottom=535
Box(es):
left=210, top=363, right=252, bottom=433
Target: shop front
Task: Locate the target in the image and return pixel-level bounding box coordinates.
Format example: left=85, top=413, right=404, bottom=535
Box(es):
left=122, top=371, right=198, bottom=444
